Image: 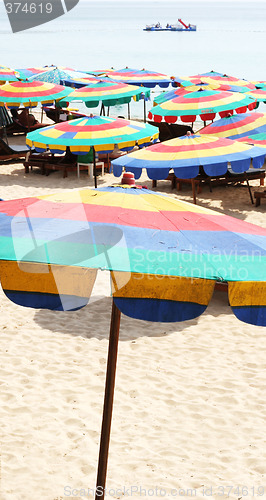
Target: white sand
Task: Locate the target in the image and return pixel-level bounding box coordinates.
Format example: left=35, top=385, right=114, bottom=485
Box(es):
left=0, top=146, right=266, bottom=500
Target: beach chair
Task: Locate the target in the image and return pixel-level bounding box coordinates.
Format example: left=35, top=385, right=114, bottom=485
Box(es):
left=174, top=166, right=266, bottom=204
left=24, top=149, right=78, bottom=177
left=5, top=110, right=49, bottom=136
left=0, top=137, right=29, bottom=162
left=77, top=150, right=105, bottom=179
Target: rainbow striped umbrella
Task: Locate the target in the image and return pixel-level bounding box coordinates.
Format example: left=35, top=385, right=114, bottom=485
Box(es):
left=112, top=133, right=265, bottom=183
left=0, top=65, right=19, bottom=82
left=0, top=185, right=265, bottom=322
left=0, top=186, right=265, bottom=497
left=0, top=80, right=72, bottom=109
left=26, top=115, right=159, bottom=186
left=199, top=112, right=266, bottom=140
left=105, top=67, right=175, bottom=88
left=60, top=80, right=150, bottom=119
left=61, top=80, right=150, bottom=107
left=148, top=89, right=257, bottom=124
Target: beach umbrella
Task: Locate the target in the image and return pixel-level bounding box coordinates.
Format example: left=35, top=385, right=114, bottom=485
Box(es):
left=199, top=112, right=266, bottom=139
left=60, top=80, right=150, bottom=120
left=111, top=133, right=265, bottom=203
left=27, top=67, right=98, bottom=87
left=105, top=67, right=175, bottom=88
left=0, top=185, right=265, bottom=499
left=0, top=65, right=20, bottom=82
left=0, top=80, right=72, bottom=109
left=26, top=115, right=159, bottom=187
left=148, top=89, right=257, bottom=125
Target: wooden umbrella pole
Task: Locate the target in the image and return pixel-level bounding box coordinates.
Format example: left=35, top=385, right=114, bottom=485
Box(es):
left=127, top=103, right=130, bottom=120
left=191, top=179, right=197, bottom=204
left=143, top=98, right=146, bottom=123
left=95, top=299, right=121, bottom=500
left=93, top=148, right=97, bottom=189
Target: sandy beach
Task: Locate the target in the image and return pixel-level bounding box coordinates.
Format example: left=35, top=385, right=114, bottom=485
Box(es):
left=0, top=142, right=266, bottom=500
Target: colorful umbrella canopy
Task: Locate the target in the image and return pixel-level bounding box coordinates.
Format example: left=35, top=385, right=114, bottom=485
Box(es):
left=105, top=67, right=175, bottom=88
left=0, top=185, right=265, bottom=323
left=0, top=65, right=19, bottom=82
left=26, top=115, right=158, bottom=154
left=199, top=112, right=266, bottom=140
left=0, top=80, right=72, bottom=109
left=26, top=115, right=159, bottom=187
left=60, top=80, right=150, bottom=108
left=148, top=89, right=257, bottom=124
left=0, top=185, right=265, bottom=499
left=111, top=133, right=265, bottom=180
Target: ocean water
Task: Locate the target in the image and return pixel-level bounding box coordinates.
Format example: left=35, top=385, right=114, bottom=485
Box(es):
left=1, top=0, right=266, bottom=119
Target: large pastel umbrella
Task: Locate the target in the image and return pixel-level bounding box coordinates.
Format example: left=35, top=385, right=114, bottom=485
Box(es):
left=26, top=115, right=159, bottom=187
left=60, top=80, right=150, bottom=120
left=105, top=67, right=175, bottom=88
left=111, top=133, right=265, bottom=203
left=148, top=89, right=257, bottom=125
left=0, top=80, right=72, bottom=109
left=0, top=186, right=265, bottom=499
left=199, top=112, right=266, bottom=139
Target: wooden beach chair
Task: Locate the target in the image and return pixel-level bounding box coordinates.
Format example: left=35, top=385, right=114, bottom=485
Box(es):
left=0, top=137, right=29, bottom=162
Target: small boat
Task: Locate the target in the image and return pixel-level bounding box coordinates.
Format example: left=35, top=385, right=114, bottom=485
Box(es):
left=144, top=19, right=197, bottom=32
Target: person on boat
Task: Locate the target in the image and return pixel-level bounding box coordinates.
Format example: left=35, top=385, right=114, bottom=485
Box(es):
left=155, top=22, right=161, bottom=28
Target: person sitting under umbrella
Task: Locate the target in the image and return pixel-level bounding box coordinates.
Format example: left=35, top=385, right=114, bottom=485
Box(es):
left=11, top=108, right=46, bottom=131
